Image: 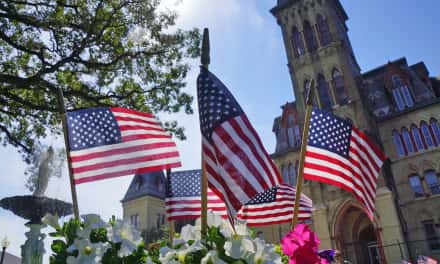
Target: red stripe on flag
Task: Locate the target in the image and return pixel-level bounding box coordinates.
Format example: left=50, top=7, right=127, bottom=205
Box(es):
left=111, top=107, right=155, bottom=118
left=74, top=162, right=181, bottom=184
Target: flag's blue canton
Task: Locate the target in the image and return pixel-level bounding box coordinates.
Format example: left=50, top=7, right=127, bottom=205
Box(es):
left=66, top=107, right=121, bottom=151
left=246, top=186, right=277, bottom=205
left=308, top=107, right=352, bottom=159
left=197, top=68, right=243, bottom=140
left=166, top=170, right=201, bottom=197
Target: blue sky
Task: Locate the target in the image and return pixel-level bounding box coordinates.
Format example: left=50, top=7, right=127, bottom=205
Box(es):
left=0, top=0, right=439, bottom=259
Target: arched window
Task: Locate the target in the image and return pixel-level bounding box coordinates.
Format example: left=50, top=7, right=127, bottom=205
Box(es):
left=332, top=69, right=348, bottom=105
left=292, top=26, right=305, bottom=57
left=294, top=125, right=301, bottom=145
left=288, top=163, right=296, bottom=186
left=392, top=130, right=405, bottom=156
left=430, top=118, right=440, bottom=145
left=303, top=20, right=318, bottom=53
left=409, top=175, right=424, bottom=198
left=425, top=170, right=440, bottom=195
left=411, top=125, right=425, bottom=151
left=421, top=121, right=435, bottom=148
left=282, top=165, right=289, bottom=184
left=401, top=128, right=415, bottom=154
left=316, top=14, right=331, bottom=46
left=303, top=79, right=318, bottom=106
left=391, top=74, right=414, bottom=109
left=317, top=74, right=333, bottom=110
left=287, top=114, right=295, bottom=147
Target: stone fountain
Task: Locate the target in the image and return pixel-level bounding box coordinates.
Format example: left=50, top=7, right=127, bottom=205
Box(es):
left=0, top=147, right=72, bottom=264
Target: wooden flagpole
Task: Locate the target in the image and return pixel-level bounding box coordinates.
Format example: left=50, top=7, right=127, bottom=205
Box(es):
left=166, top=169, right=175, bottom=244
left=291, top=79, right=315, bottom=230
left=56, top=88, right=80, bottom=219
left=200, top=28, right=210, bottom=238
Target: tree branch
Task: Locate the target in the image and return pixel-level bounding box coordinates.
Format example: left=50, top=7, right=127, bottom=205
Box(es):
left=0, top=123, right=32, bottom=153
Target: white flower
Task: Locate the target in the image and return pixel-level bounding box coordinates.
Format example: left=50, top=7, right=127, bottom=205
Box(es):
left=77, top=214, right=108, bottom=239
left=42, top=213, right=60, bottom=229
left=245, top=238, right=282, bottom=264
left=195, top=211, right=233, bottom=238
left=224, top=236, right=254, bottom=259
left=159, top=246, right=179, bottom=264
left=201, top=250, right=227, bottom=264
left=180, top=224, right=201, bottom=242
left=176, top=241, right=205, bottom=263
left=67, top=238, right=109, bottom=264
left=107, top=220, right=142, bottom=257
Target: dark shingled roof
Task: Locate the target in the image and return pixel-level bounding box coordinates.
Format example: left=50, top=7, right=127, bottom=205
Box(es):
left=121, top=170, right=166, bottom=202
left=121, top=170, right=203, bottom=203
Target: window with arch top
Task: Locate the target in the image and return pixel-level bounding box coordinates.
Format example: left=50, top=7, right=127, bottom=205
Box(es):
left=409, top=174, right=424, bottom=198
left=303, top=20, right=318, bottom=53
left=430, top=118, right=440, bottom=145
left=316, top=14, right=332, bottom=46
left=401, top=127, right=415, bottom=154
left=425, top=170, right=440, bottom=195
left=317, top=74, right=333, bottom=110
left=392, top=130, right=405, bottom=157
left=303, top=79, right=318, bottom=106
left=421, top=121, right=435, bottom=148
left=391, top=74, right=414, bottom=110
left=332, top=69, right=348, bottom=105
left=281, top=165, right=288, bottom=184
left=410, top=125, right=424, bottom=151
left=288, top=163, right=296, bottom=186
left=292, top=26, right=305, bottom=57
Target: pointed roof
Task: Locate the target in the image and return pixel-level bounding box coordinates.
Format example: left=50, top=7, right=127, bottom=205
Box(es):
left=121, top=171, right=167, bottom=203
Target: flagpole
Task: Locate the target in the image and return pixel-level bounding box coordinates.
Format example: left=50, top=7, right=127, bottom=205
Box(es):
left=166, top=169, right=175, bottom=245
left=56, top=88, right=80, bottom=219
left=200, top=27, right=210, bottom=238
left=291, top=79, right=315, bottom=230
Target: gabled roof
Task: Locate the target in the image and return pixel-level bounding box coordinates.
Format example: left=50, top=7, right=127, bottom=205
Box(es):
left=362, top=57, right=407, bottom=78
left=121, top=170, right=166, bottom=203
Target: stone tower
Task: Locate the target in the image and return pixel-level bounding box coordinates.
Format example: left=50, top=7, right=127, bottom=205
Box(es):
left=270, top=0, right=405, bottom=262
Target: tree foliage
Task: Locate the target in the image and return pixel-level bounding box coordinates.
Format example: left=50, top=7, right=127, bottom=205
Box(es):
left=0, top=0, right=200, bottom=162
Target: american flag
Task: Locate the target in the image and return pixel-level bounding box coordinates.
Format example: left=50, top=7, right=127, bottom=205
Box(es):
left=304, top=108, right=386, bottom=219
left=236, top=184, right=312, bottom=226
left=165, top=170, right=227, bottom=220
left=197, top=67, right=282, bottom=214
left=66, top=107, right=181, bottom=184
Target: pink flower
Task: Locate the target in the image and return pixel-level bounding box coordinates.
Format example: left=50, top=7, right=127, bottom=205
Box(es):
left=280, top=224, right=321, bottom=264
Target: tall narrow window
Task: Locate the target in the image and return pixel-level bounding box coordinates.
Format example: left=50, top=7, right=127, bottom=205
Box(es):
left=303, top=79, right=318, bottom=106
left=287, top=114, right=295, bottom=147
left=282, top=165, right=289, bottom=184
left=425, top=170, right=440, bottom=195
left=392, top=88, right=405, bottom=111
left=392, top=130, right=405, bottom=156
left=401, top=85, right=414, bottom=107
left=316, top=14, right=332, bottom=46
left=422, top=220, right=440, bottom=250
left=430, top=118, right=440, bottom=145
left=332, top=69, right=348, bottom=105
left=303, top=20, right=318, bottom=53
left=292, top=26, right=305, bottom=57
left=317, top=74, right=333, bottom=110
left=421, top=121, right=435, bottom=148
left=288, top=163, right=296, bottom=186
left=392, top=75, right=414, bottom=109
left=411, top=125, right=425, bottom=151
left=402, top=128, right=415, bottom=154
left=294, top=125, right=301, bottom=145
left=409, top=175, right=424, bottom=198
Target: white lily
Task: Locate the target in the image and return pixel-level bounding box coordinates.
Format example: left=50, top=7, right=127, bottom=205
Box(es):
left=66, top=238, right=109, bottom=264
left=246, top=238, right=282, bottom=264
left=201, top=250, right=227, bottom=264
left=195, top=211, right=233, bottom=238
left=107, top=220, right=142, bottom=257
left=176, top=241, right=206, bottom=263
left=224, top=235, right=255, bottom=259
left=42, top=213, right=60, bottom=229
left=77, top=214, right=108, bottom=239
left=180, top=224, right=201, bottom=242
left=159, top=246, right=179, bottom=264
